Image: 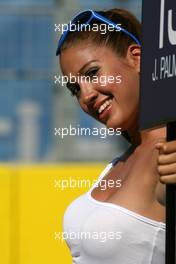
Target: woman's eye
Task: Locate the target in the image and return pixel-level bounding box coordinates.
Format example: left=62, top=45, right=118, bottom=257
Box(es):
left=85, top=68, right=99, bottom=78
left=66, top=82, right=80, bottom=96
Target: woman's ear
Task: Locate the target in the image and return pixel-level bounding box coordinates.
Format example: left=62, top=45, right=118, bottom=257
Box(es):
left=126, top=44, right=141, bottom=73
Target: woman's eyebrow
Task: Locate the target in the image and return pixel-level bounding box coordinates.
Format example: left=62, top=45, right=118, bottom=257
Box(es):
left=78, top=60, right=98, bottom=74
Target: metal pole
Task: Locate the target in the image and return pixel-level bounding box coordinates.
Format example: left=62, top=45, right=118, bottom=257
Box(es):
left=166, top=122, right=176, bottom=263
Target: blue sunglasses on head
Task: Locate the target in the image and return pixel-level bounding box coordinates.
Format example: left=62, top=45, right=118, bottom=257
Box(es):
left=56, top=9, right=141, bottom=56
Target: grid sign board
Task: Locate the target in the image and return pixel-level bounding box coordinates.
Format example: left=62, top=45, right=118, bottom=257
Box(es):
left=140, top=0, right=176, bottom=129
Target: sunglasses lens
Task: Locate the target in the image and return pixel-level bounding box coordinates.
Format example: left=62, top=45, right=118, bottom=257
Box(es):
left=72, top=11, right=92, bottom=25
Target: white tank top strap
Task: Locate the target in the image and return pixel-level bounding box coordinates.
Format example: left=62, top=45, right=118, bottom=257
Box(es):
left=88, top=155, right=122, bottom=194
left=88, top=162, right=113, bottom=194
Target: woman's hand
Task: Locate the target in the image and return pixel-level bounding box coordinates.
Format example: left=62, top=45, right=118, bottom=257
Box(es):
left=156, top=140, right=176, bottom=185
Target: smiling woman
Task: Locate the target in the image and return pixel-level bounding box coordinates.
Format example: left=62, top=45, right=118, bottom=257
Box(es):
left=56, top=8, right=176, bottom=264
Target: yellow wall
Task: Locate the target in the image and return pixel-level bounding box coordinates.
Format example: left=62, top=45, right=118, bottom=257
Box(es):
left=0, top=163, right=105, bottom=264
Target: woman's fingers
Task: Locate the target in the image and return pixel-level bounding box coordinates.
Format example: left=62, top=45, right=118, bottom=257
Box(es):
left=155, top=140, right=176, bottom=154
left=156, top=140, right=176, bottom=185
left=160, top=174, right=176, bottom=185
left=158, top=163, right=176, bottom=175
left=158, top=152, right=176, bottom=165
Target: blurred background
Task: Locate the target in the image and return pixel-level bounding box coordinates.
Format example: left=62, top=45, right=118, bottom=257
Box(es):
left=0, top=0, right=142, bottom=263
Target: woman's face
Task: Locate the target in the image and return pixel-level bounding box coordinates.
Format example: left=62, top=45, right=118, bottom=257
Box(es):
left=60, top=41, right=140, bottom=131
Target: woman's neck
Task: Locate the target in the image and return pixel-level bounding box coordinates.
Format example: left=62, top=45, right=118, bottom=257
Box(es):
left=127, top=125, right=166, bottom=147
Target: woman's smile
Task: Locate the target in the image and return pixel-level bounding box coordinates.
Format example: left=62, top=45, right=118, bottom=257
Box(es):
left=92, top=96, right=113, bottom=123
left=99, top=101, right=113, bottom=122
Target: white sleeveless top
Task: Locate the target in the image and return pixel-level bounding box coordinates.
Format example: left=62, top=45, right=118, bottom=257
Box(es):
left=63, top=156, right=166, bottom=264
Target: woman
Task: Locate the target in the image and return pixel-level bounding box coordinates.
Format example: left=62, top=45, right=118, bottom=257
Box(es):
left=56, top=8, right=176, bottom=264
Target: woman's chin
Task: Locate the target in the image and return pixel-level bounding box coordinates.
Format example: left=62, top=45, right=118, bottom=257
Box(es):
left=105, top=120, right=123, bottom=130
left=105, top=115, right=123, bottom=130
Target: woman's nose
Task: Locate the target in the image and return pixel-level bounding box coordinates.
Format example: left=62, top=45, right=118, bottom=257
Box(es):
left=80, top=82, right=98, bottom=105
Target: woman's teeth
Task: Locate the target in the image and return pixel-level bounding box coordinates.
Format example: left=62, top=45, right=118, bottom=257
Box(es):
left=98, top=99, right=112, bottom=114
